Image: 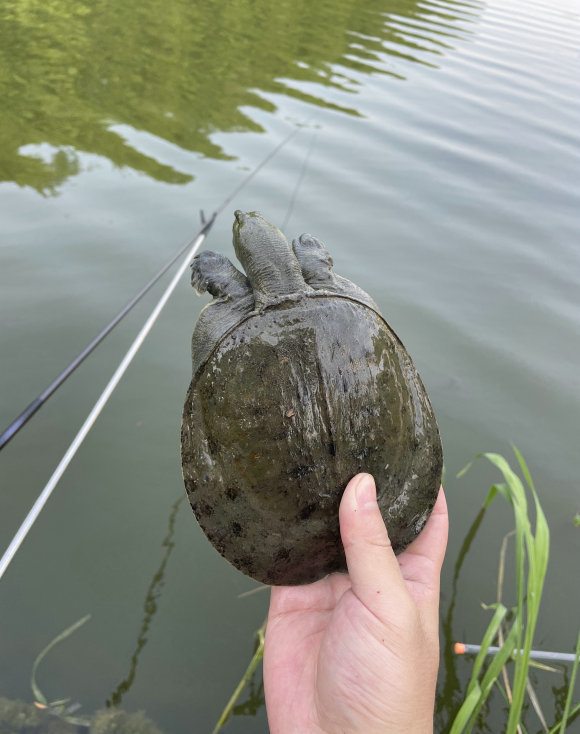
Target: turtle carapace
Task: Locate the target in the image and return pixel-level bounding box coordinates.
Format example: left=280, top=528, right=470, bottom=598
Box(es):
left=181, top=211, right=442, bottom=586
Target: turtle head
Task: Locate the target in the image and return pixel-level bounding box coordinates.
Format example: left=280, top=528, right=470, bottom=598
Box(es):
left=233, top=210, right=279, bottom=253
left=292, top=233, right=334, bottom=284
left=190, top=251, right=250, bottom=299
left=232, top=210, right=308, bottom=305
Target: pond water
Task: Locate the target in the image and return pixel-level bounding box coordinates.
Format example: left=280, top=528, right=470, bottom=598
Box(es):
left=1, top=0, right=579, bottom=731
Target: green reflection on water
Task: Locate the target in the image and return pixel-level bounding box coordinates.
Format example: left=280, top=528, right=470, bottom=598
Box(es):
left=0, top=0, right=473, bottom=193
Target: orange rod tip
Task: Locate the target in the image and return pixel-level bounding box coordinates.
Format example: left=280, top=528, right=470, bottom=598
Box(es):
left=454, top=642, right=466, bottom=655
left=34, top=702, right=47, bottom=709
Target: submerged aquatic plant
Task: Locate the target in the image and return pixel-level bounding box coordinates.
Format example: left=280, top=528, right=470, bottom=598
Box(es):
left=30, top=613, right=92, bottom=727
left=22, top=614, right=168, bottom=733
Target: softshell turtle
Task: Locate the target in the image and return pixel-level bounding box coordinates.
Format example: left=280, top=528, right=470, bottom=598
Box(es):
left=181, top=211, right=442, bottom=586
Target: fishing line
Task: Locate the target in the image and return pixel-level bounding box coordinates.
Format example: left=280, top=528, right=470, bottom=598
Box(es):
left=281, top=128, right=318, bottom=232
left=0, top=120, right=304, bottom=452
left=0, top=119, right=313, bottom=581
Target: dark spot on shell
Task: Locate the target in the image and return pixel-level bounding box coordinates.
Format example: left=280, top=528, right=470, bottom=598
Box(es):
left=194, top=500, right=214, bottom=517
left=298, top=503, right=317, bottom=521
left=289, top=464, right=313, bottom=480
left=207, top=436, right=219, bottom=455
left=232, top=522, right=243, bottom=536
left=275, top=548, right=290, bottom=561
left=225, top=487, right=238, bottom=500
left=328, top=441, right=336, bottom=456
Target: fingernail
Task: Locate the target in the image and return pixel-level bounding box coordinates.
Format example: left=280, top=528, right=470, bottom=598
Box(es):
left=355, top=474, right=376, bottom=508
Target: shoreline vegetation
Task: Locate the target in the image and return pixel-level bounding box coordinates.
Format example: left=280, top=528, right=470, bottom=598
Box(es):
left=2, top=451, right=578, bottom=733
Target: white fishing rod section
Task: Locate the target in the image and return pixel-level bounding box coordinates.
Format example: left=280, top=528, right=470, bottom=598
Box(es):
left=0, top=230, right=208, bottom=582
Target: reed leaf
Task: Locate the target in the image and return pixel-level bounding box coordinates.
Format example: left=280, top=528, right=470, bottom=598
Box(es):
left=451, top=449, right=557, bottom=734
left=466, top=623, right=521, bottom=732
left=465, top=604, right=507, bottom=698
left=212, top=619, right=266, bottom=734
left=449, top=683, right=483, bottom=734
left=557, top=631, right=580, bottom=734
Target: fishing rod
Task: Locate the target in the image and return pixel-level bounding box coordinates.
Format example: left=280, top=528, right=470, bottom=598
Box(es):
left=0, top=214, right=215, bottom=452
left=0, top=121, right=302, bottom=452
left=0, top=121, right=307, bottom=582
left=454, top=642, right=580, bottom=664
left=0, top=228, right=208, bottom=581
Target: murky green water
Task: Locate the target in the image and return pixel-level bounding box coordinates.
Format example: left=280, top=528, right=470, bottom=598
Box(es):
left=1, top=0, right=579, bottom=731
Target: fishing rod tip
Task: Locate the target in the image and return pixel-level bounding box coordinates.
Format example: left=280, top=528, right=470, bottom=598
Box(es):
left=454, top=642, right=466, bottom=655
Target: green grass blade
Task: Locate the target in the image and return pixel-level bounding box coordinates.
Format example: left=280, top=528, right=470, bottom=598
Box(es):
left=512, top=445, right=536, bottom=492
left=466, top=603, right=507, bottom=697
left=212, top=620, right=266, bottom=734
left=456, top=460, right=474, bottom=479
left=548, top=704, right=580, bottom=734
left=483, top=451, right=550, bottom=734
left=487, top=483, right=509, bottom=507
left=31, top=614, right=91, bottom=705
left=558, top=631, right=580, bottom=734
left=449, top=682, right=483, bottom=734
left=467, top=623, right=521, bottom=729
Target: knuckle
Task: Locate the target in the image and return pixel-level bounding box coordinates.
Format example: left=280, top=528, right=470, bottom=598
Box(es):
left=344, top=532, right=392, bottom=554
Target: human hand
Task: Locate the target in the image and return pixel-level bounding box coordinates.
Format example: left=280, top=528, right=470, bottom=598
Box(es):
left=263, top=473, right=448, bottom=734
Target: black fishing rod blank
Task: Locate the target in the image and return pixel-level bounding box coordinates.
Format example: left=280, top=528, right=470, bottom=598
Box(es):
left=0, top=214, right=216, bottom=452
left=0, top=119, right=305, bottom=452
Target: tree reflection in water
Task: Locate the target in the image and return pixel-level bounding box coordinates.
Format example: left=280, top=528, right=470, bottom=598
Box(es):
left=0, top=0, right=477, bottom=193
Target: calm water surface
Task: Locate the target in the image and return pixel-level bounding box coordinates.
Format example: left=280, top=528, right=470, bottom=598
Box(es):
left=1, top=0, right=579, bottom=731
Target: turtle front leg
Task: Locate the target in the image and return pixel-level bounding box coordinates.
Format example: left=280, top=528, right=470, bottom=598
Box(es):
left=293, top=233, right=380, bottom=312
left=189, top=251, right=253, bottom=376
left=190, top=251, right=250, bottom=302
left=292, top=233, right=335, bottom=287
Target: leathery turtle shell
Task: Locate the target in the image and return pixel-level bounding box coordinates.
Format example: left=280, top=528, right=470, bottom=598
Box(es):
left=181, top=211, right=442, bottom=586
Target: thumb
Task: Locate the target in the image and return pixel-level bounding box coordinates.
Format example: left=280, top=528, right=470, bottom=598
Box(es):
left=339, top=473, right=411, bottom=621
